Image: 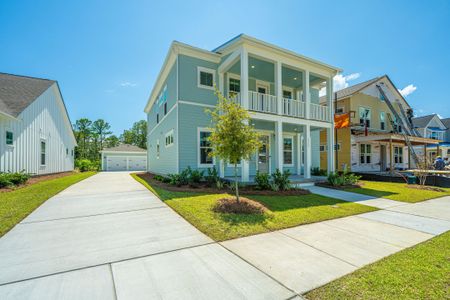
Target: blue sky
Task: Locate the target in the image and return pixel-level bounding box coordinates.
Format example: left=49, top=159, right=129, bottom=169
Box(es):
left=1, top=0, right=449, bottom=134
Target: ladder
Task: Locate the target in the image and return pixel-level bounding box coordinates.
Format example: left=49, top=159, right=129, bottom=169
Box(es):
left=376, top=84, right=422, bottom=167
left=397, top=102, right=420, bottom=136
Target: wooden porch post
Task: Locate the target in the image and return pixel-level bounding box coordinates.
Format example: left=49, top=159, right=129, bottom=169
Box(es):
left=408, top=144, right=411, bottom=170
left=424, top=144, right=428, bottom=168
left=389, top=138, right=393, bottom=175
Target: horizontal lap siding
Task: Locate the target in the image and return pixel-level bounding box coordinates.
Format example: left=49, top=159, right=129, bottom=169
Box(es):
left=0, top=84, right=75, bottom=174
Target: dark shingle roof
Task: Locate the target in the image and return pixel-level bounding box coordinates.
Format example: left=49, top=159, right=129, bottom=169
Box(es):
left=0, top=73, right=56, bottom=117
left=441, top=118, right=450, bottom=129
left=319, top=76, right=382, bottom=103
left=411, top=114, right=436, bottom=128
left=102, top=144, right=146, bottom=153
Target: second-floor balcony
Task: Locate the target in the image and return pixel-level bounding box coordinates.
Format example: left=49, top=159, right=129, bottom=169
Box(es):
left=229, top=91, right=331, bottom=122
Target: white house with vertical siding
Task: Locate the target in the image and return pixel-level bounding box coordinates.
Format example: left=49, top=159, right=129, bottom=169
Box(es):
left=0, top=73, right=76, bottom=174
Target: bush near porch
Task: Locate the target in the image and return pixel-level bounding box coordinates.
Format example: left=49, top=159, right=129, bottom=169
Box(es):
left=132, top=173, right=377, bottom=241
left=346, top=180, right=450, bottom=203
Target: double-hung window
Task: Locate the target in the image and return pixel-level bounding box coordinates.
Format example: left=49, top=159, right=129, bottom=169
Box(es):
left=335, top=107, right=344, bottom=114
left=319, top=145, right=326, bottom=152
left=283, top=137, right=293, bottom=165
left=199, top=130, right=213, bottom=166
left=360, top=144, right=371, bottom=164
left=40, top=140, right=46, bottom=166
left=359, top=107, right=371, bottom=128
left=198, top=67, right=215, bottom=89
left=156, top=139, right=160, bottom=159
left=380, top=112, right=386, bottom=130
left=394, top=146, right=403, bottom=164
left=6, top=131, right=13, bottom=145
left=229, top=77, right=240, bottom=99
left=165, top=130, right=174, bottom=147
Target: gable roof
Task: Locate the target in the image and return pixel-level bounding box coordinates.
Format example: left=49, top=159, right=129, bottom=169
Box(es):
left=441, top=118, right=450, bottom=130
left=411, top=114, right=440, bottom=129
left=101, top=144, right=146, bottom=153
left=0, top=73, right=56, bottom=118
left=332, top=77, right=381, bottom=101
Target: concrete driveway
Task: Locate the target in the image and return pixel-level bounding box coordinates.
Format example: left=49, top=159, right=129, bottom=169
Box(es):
left=0, top=172, right=295, bottom=300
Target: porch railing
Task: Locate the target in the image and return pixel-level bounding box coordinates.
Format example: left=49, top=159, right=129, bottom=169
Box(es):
left=282, top=98, right=305, bottom=118
left=248, top=91, right=278, bottom=114
left=227, top=91, right=330, bottom=122
left=310, top=103, right=331, bottom=122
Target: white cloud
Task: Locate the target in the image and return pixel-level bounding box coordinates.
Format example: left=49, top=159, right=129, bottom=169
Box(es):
left=320, top=72, right=361, bottom=96
left=333, top=73, right=361, bottom=91
left=398, top=84, right=417, bottom=97
left=119, top=81, right=138, bottom=87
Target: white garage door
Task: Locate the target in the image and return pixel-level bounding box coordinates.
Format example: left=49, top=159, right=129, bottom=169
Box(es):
left=107, top=157, right=128, bottom=171
left=106, top=156, right=147, bottom=171
left=127, top=157, right=147, bottom=171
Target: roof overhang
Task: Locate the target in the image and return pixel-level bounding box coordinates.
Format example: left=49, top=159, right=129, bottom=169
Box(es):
left=354, top=132, right=441, bottom=145
left=0, top=110, right=19, bottom=120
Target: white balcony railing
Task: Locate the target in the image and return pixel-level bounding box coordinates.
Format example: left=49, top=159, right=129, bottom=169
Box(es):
left=310, top=103, right=331, bottom=122
left=227, top=91, right=330, bottom=122
left=282, top=98, right=305, bottom=118
left=248, top=91, right=278, bottom=114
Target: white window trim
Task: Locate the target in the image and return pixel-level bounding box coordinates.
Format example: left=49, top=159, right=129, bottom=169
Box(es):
left=40, top=139, right=47, bottom=166
left=197, top=67, right=215, bottom=90
left=255, top=80, right=270, bottom=94
left=197, top=127, right=215, bottom=168
left=165, top=129, right=174, bottom=148
left=394, top=146, right=404, bottom=164
left=283, top=135, right=294, bottom=167
left=227, top=73, right=241, bottom=99
left=380, top=111, right=386, bottom=130
left=282, top=86, right=294, bottom=99
left=335, top=107, right=345, bottom=114
left=359, top=143, right=372, bottom=164
left=359, top=106, right=372, bottom=128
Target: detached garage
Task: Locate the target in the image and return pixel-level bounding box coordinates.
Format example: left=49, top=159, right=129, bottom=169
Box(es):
left=101, top=144, right=147, bottom=171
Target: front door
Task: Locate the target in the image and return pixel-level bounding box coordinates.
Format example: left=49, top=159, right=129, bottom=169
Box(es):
left=256, top=83, right=268, bottom=111
left=380, top=145, right=386, bottom=171
left=258, top=135, right=270, bottom=174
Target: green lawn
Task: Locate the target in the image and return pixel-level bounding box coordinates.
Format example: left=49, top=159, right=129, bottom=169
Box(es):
left=132, top=174, right=377, bottom=241
left=347, top=180, right=450, bottom=203
left=0, top=172, right=96, bottom=237
left=306, top=231, right=450, bottom=300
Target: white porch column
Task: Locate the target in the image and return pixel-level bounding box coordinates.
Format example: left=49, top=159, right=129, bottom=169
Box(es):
left=275, top=61, right=282, bottom=115
left=327, top=77, right=334, bottom=122
left=296, top=133, right=301, bottom=175
left=101, top=152, right=104, bottom=171
left=218, top=72, right=224, bottom=95
left=275, top=120, right=283, bottom=171
left=304, top=124, right=311, bottom=178
left=327, top=127, right=335, bottom=173
left=304, top=70, right=310, bottom=119
left=240, top=47, right=249, bottom=110
left=219, top=160, right=225, bottom=178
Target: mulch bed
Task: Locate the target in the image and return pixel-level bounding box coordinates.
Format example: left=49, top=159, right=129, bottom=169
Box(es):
left=315, top=182, right=363, bottom=190
left=136, top=172, right=310, bottom=195
left=213, top=197, right=268, bottom=214
left=0, top=171, right=76, bottom=193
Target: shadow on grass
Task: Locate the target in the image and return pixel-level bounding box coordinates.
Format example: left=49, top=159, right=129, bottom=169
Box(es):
left=348, top=187, right=397, bottom=198
left=218, top=212, right=270, bottom=226
left=250, top=194, right=349, bottom=212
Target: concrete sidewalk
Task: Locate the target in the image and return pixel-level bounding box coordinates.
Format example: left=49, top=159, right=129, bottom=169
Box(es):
left=0, top=172, right=295, bottom=300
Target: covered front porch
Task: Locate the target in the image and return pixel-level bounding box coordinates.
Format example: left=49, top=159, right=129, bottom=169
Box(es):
left=218, top=118, right=335, bottom=182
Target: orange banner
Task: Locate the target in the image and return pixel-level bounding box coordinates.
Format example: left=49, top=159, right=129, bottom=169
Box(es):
left=334, top=113, right=350, bottom=129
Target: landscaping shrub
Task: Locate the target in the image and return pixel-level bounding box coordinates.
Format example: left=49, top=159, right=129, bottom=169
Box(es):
left=76, top=159, right=92, bottom=172
left=327, top=168, right=361, bottom=187
left=311, top=167, right=327, bottom=176
left=0, top=171, right=31, bottom=188
left=168, top=167, right=190, bottom=186
left=188, top=169, right=204, bottom=187
left=255, top=170, right=271, bottom=190
left=271, top=169, right=291, bottom=191
left=205, top=167, right=220, bottom=187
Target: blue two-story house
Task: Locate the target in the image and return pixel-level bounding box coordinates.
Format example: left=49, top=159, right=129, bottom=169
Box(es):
left=144, top=34, right=341, bottom=182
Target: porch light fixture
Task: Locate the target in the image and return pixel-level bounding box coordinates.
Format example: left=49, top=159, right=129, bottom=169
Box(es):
left=294, top=77, right=297, bottom=80
left=251, top=65, right=255, bottom=69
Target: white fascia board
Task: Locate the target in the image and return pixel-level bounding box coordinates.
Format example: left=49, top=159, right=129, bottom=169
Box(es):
left=216, top=34, right=342, bottom=75
left=144, top=41, right=220, bottom=113
left=0, top=110, right=18, bottom=120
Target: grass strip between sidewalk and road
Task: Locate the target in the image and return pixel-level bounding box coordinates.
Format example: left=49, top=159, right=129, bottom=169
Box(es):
left=306, top=231, right=450, bottom=300
left=0, top=171, right=96, bottom=237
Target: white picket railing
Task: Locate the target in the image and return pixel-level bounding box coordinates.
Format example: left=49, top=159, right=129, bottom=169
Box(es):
left=282, top=98, right=305, bottom=118
left=248, top=91, right=278, bottom=114
left=227, top=91, right=330, bottom=122
left=309, top=103, right=331, bottom=122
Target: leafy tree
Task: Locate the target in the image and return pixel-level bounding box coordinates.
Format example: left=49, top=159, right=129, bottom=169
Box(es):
left=207, top=89, right=261, bottom=202
left=73, top=118, right=92, bottom=159
left=121, top=120, right=147, bottom=149
left=104, top=135, right=120, bottom=148
left=92, top=119, right=112, bottom=158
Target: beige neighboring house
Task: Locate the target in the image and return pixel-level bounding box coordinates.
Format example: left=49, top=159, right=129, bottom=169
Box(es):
left=100, top=144, right=147, bottom=171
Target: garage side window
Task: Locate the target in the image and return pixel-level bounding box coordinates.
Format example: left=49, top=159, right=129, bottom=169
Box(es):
left=165, top=130, right=174, bottom=147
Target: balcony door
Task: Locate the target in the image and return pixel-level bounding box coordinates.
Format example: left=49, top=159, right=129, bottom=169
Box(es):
left=256, top=82, right=269, bottom=112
